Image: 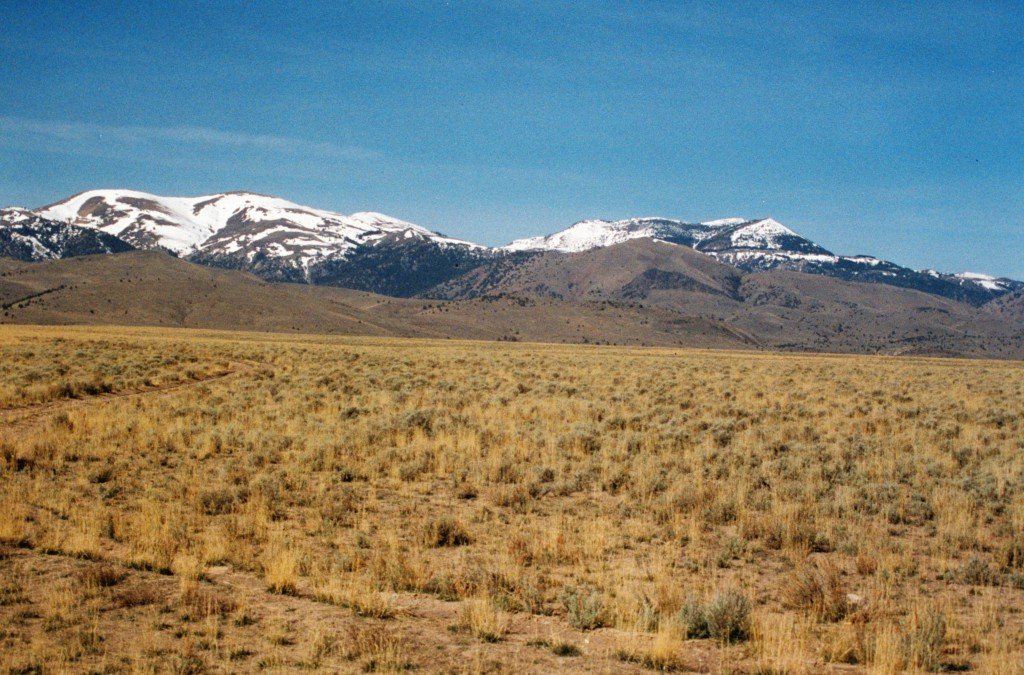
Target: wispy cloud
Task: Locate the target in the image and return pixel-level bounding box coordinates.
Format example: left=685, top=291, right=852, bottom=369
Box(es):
left=0, top=116, right=379, bottom=161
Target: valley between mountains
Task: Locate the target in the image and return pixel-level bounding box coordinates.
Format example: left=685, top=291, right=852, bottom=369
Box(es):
left=2, top=189, right=1022, bottom=358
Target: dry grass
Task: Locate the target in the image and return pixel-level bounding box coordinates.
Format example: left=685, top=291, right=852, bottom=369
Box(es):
left=0, top=334, right=231, bottom=408
left=2, top=324, right=1024, bottom=672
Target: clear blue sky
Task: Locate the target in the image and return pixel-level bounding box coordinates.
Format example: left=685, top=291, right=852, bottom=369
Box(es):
left=1, top=1, right=1021, bottom=276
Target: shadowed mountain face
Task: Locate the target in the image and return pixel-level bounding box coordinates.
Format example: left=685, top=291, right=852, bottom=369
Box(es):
left=0, top=208, right=134, bottom=261
left=7, top=189, right=1020, bottom=304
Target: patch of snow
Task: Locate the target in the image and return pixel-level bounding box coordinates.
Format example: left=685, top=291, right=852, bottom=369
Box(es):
left=711, top=250, right=839, bottom=265
left=955, top=272, right=1005, bottom=291
left=843, top=256, right=884, bottom=267
left=701, top=217, right=748, bottom=227
left=504, top=219, right=658, bottom=252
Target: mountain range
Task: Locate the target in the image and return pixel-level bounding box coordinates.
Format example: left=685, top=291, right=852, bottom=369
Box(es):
left=3, top=189, right=1019, bottom=303
left=2, top=188, right=1022, bottom=358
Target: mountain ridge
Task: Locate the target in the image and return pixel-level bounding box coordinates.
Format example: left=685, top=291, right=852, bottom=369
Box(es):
left=4, top=189, right=1021, bottom=304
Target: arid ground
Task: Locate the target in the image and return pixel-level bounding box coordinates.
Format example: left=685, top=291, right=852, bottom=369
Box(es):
left=1, top=325, right=1023, bottom=673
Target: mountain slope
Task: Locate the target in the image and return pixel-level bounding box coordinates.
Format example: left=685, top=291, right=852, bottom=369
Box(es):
left=0, top=252, right=754, bottom=349
left=505, top=216, right=1021, bottom=305
left=0, top=208, right=134, bottom=261
left=3, top=248, right=1023, bottom=357
left=431, top=238, right=1024, bottom=358
left=504, top=216, right=828, bottom=254
left=985, top=289, right=1024, bottom=324
left=429, top=238, right=742, bottom=302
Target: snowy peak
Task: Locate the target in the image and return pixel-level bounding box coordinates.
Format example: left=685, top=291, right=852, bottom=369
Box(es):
left=34, top=190, right=482, bottom=266
left=38, top=189, right=217, bottom=253
left=727, top=218, right=797, bottom=249
left=503, top=215, right=828, bottom=258
left=700, top=217, right=748, bottom=227
left=503, top=218, right=663, bottom=253
left=504, top=216, right=738, bottom=253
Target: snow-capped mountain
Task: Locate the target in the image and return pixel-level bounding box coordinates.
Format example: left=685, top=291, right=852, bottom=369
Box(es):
left=505, top=216, right=830, bottom=255
left=7, top=190, right=1021, bottom=304
left=38, top=189, right=481, bottom=261
left=34, top=189, right=491, bottom=294
left=503, top=216, right=1022, bottom=305
left=0, top=208, right=134, bottom=261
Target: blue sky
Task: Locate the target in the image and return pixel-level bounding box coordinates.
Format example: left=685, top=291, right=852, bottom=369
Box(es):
left=1, top=1, right=1022, bottom=276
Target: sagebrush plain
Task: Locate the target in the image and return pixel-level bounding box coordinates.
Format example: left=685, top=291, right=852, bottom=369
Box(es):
left=1, top=325, right=1023, bottom=673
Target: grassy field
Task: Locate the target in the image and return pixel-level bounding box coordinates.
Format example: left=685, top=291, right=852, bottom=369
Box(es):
left=1, top=325, right=1023, bottom=673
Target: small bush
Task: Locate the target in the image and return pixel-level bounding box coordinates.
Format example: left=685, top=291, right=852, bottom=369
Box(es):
left=179, top=587, right=237, bottom=618
left=113, top=585, right=164, bottom=608
left=197, top=487, right=239, bottom=515
left=956, top=555, right=998, bottom=586
left=264, top=546, right=300, bottom=595
left=528, top=638, right=581, bottom=657
left=340, top=624, right=412, bottom=671
left=551, top=640, right=581, bottom=657
left=705, top=590, right=751, bottom=643
left=561, top=585, right=605, bottom=630
left=999, top=539, right=1024, bottom=572
left=677, top=597, right=710, bottom=639
left=616, top=628, right=690, bottom=673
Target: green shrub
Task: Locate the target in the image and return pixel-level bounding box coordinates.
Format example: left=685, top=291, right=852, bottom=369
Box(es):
left=705, top=590, right=751, bottom=643
left=677, top=596, right=710, bottom=639
left=560, top=585, right=605, bottom=630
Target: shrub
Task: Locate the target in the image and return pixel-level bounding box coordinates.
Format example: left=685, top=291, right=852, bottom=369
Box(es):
left=528, top=638, right=581, bottom=657
left=677, top=597, right=710, bottom=639
left=616, top=627, right=690, bottom=672
left=197, top=486, right=239, bottom=515
left=551, top=641, right=581, bottom=657
left=956, top=555, right=997, bottom=586
left=264, top=546, right=299, bottom=595
left=560, top=585, right=605, bottom=630
left=179, top=587, right=237, bottom=618
left=339, top=624, right=412, bottom=671
left=999, top=539, right=1024, bottom=572
left=705, top=590, right=751, bottom=643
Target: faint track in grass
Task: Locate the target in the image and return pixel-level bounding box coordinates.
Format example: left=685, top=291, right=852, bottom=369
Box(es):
left=0, top=545, right=689, bottom=674
left=0, top=360, right=266, bottom=429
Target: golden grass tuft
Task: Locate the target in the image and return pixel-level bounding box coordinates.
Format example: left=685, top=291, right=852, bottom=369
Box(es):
left=458, top=596, right=512, bottom=642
